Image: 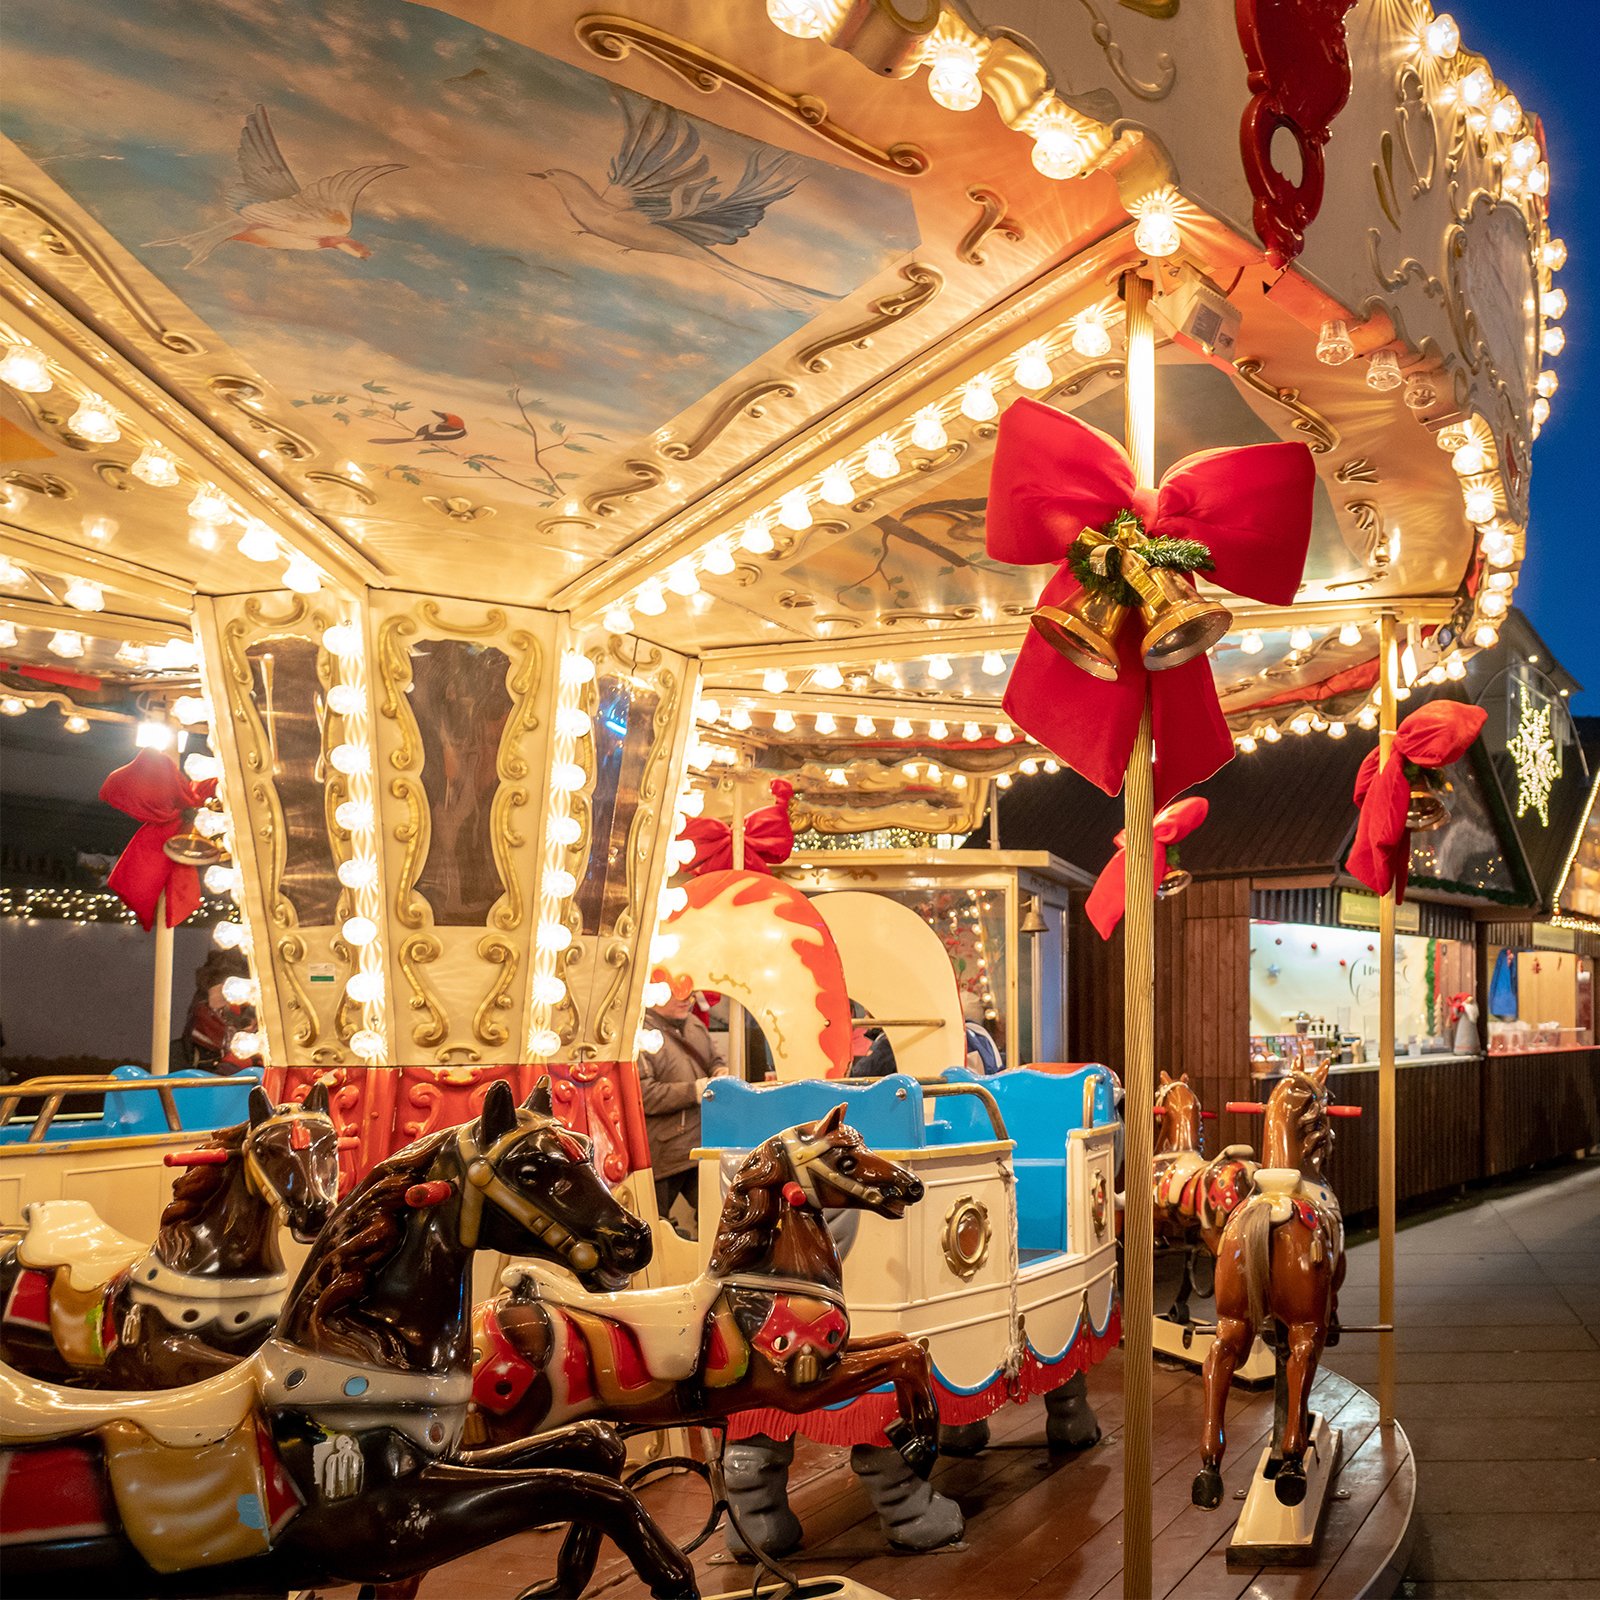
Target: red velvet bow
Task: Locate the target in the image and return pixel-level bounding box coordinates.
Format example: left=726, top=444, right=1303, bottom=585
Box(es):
left=987, top=398, right=1315, bottom=807
left=1086, top=796, right=1209, bottom=939
left=678, top=779, right=796, bottom=876
left=99, top=749, right=217, bottom=931
left=1347, top=701, right=1487, bottom=902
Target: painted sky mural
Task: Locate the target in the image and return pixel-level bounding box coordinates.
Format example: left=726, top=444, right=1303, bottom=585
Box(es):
left=1, top=0, right=919, bottom=510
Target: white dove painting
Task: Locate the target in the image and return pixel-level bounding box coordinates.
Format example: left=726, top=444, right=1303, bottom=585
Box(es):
left=0, top=0, right=919, bottom=520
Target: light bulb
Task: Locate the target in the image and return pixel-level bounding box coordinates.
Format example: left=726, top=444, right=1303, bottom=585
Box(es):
left=213, top=921, right=248, bottom=950
left=996, top=773, right=1012, bottom=788
left=1509, top=135, right=1539, bottom=171
left=762, top=668, right=789, bottom=694
left=0, top=621, right=16, bottom=649
left=995, top=724, right=1015, bottom=743
left=1491, top=91, right=1522, bottom=134
left=321, top=624, right=361, bottom=658
left=1537, top=370, right=1559, bottom=399
left=662, top=885, right=689, bottom=915
left=892, top=717, right=913, bottom=738
left=1316, top=319, right=1355, bottom=366
left=337, top=856, right=379, bottom=889
left=222, top=976, right=259, bottom=1006
left=854, top=715, right=876, bottom=736
left=335, top=799, right=375, bottom=834
left=1032, top=113, right=1086, bottom=180
left=1446, top=655, right=1466, bottom=680
left=131, top=442, right=181, bottom=488
left=1542, top=237, right=1567, bottom=271
left=328, top=742, right=371, bottom=776
left=1239, top=629, right=1264, bottom=655
left=543, top=865, right=577, bottom=898
left=764, top=707, right=793, bottom=734
left=1290, top=713, right=1312, bottom=735
left=1485, top=536, right=1515, bottom=569
left=729, top=704, right=753, bottom=731
left=962, top=721, right=981, bottom=740
left=560, top=653, right=595, bottom=691
left=1542, top=326, right=1566, bottom=357
left=48, top=629, right=85, bottom=659
left=1532, top=397, right=1550, bottom=428
left=1474, top=623, right=1499, bottom=647
left=0, top=556, right=25, bottom=587
left=205, top=864, right=240, bottom=895
left=2, top=696, right=27, bottom=716
left=351, top=1029, right=386, bottom=1059
left=532, top=973, right=567, bottom=1006
left=819, top=463, right=855, bottom=505
left=1366, top=349, right=1402, bottom=390
left=1480, top=590, right=1508, bottom=617
left=1486, top=570, right=1514, bottom=592
left=188, top=483, right=230, bottom=523
left=548, top=815, right=582, bottom=846
left=345, top=970, right=384, bottom=1004
left=981, top=650, right=1006, bottom=676
left=777, top=489, right=812, bottom=531
left=1403, top=371, right=1438, bottom=412
left=1451, top=442, right=1488, bottom=476
left=64, top=714, right=89, bottom=734
left=1422, top=12, right=1459, bottom=57
left=557, top=706, right=592, bottom=739
left=926, top=38, right=983, bottom=112
left=910, top=407, right=948, bottom=451
left=1328, top=720, right=1347, bottom=739
left=827, top=767, right=847, bottom=786
left=342, top=915, right=378, bottom=946
left=702, top=540, right=736, bottom=576
left=813, top=663, right=844, bottom=690
left=863, top=434, right=902, bottom=478
left=643, top=979, right=672, bottom=1008
left=602, top=604, right=634, bottom=635
left=326, top=683, right=363, bottom=717
left=530, top=1027, right=562, bottom=1057
left=1464, top=486, right=1497, bottom=523
left=1289, top=625, right=1313, bottom=652
left=765, top=0, right=829, bottom=37
left=82, top=514, right=118, bottom=546
left=739, top=516, right=775, bottom=554
left=927, top=654, right=952, bottom=680
left=1458, top=67, right=1493, bottom=107
left=1263, top=724, right=1282, bottom=743
left=171, top=695, right=211, bottom=725
left=228, top=1031, right=262, bottom=1058
left=64, top=579, right=104, bottom=612
left=814, top=711, right=837, bottom=734
left=0, top=483, right=28, bottom=517
left=1337, top=622, right=1362, bottom=647
left=635, top=581, right=667, bottom=616
left=193, top=805, right=227, bottom=834
left=283, top=555, right=322, bottom=594
left=635, top=1026, right=663, bottom=1054
left=1238, top=735, right=1258, bottom=753
left=930, top=719, right=948, bottom=739
left=665, top=560, right=700, bottom=597
left=960, top=377, right=999, bottom=422
left=1527, top=163, right=1550, bottom=198
left=0, top=342, right=52, bottom=393
left=550, top=761, right=585, bottom=792
left=67, top=393, right=120, bottom=443
left=1134, top=196, right=1180, bottom=257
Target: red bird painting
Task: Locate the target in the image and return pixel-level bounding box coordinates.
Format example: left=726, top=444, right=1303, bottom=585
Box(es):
left=369, top=411, right=467, bottom=445
left=150, top=105, right=405, bottom=267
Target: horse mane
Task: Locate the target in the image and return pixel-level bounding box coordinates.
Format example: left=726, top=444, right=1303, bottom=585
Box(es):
left=282, top=1131, right=449, bottom=1361
left=708, top=1137, right=788, bottom=1277
left=1281, top=1072, right=1333, bottom=1171
left=156, top=1121, right=248, bottom=1254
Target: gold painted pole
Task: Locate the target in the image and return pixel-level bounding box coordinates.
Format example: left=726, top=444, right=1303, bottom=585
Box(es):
left=1377, top=613, right=1398, bottom=1424
left=149, top=889, right=172, bottom=1076
left=1120, top=271, right=1156, bottom=1600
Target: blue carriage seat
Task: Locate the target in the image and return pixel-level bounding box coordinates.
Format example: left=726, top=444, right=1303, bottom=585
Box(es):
left=700, top=1073, right=934, bottom=1154
left=103, top=1064, right=264, bottom=1135
left=935, top=1065, right=1119, bottom=1256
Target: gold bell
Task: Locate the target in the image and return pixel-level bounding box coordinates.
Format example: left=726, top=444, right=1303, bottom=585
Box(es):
left=163, top=801, right=231, bottom=867
left=1019, top=893, right=1050, bottom=935
left=1155, top=867, right=1193, bottom=900
left=1122, top=560, right=1232, bottom=671
left=1406, top=775, right=1450, bottom=832
left=1031, top=585, right=1126, bottom=681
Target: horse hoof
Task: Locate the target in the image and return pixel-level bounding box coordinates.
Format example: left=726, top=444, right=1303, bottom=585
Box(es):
left=885, top=1418, right=938, bottom=1479
left=1192, top=1465, right=1224, bottom=1509
left=1275, top=1461, right=1308, bottom=1506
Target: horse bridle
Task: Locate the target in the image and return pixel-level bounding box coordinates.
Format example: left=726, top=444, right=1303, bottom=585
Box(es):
left=455, top=1117, right=603, bottom=1272
left=777, top=1125, right=883, bottom=1208
left=242, top=1109, right=337, bottom=1215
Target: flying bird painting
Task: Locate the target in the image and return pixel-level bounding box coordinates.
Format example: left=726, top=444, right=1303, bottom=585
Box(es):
left=149, top=104, right=405, bottom=267
left=529, top=98, right=839, bottom=312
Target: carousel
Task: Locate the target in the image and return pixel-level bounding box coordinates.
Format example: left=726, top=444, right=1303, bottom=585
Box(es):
left=0, top=0, right=1560, bottom=1595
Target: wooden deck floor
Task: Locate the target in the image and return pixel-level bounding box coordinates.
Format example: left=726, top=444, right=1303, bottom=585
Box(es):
left=380, top=1354, right=1412, bottom=1600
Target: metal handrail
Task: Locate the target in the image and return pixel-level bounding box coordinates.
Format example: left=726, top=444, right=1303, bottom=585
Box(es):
left=0, top=1074, right=240, bottom=1143
left=857, top=1015, right=947, bottom=1029
left=921, top=1080, right=1010, bottom=1143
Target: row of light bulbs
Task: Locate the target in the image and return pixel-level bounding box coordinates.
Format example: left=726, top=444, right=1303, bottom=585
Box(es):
left=637, top=760, right=706, bottom=1055
left=698, top=696, right=1023, bottom=745
left=0, top=336, right=330, bottom=598
left=598, top=301, right=1130, bottom=638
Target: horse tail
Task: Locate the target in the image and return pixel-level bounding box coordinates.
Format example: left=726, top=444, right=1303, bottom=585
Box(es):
left=1239, top=1198, right=1274, bottom=1336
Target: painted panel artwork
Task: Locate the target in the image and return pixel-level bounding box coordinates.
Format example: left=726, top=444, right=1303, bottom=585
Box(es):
left=0, top=0, right=919, bottom=511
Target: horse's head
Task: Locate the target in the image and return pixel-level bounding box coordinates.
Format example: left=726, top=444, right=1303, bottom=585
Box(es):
left=244, top=1083, right=340, bottom=1242
left=455, top=1078, right=651, bottom=1291
left=779, top=1104, right=924, bottom=1219
left=1262, top=1059, right=1333, bottom=1175
left=1156, top=1070, right=1203, bottom=1155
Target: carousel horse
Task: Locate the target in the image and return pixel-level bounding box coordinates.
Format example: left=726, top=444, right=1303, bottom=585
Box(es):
left=1151, top=1071, right=1256, bottom=1327
left=469, top=1104, right=938, bottom=1478
left=1191, top=1060, right=1346, bottom=1511
left=0, top=1079, right=697, bottom=1600
left=0, top=1083, right=340, bottom=1389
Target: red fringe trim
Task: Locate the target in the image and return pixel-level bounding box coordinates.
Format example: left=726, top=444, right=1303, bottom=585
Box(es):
left=727, top=1306, right=1122, bottom=1448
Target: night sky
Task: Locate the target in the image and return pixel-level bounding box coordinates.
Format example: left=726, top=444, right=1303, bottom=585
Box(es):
left=1446, top=1, right=1596, bottom=706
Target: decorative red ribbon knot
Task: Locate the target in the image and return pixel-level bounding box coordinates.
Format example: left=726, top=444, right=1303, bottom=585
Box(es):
left=677, top=778, right=796, bottom=876
left=1086, top=796, right=1209, bottom=939
left=986, top=399, right=1315, bottom=807
left=1347, top=700, right=1486, bottom=902
left=99, top=748, right=217, bottom=930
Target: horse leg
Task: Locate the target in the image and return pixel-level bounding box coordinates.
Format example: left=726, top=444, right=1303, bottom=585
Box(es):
left=1192, top=1313, right=1252, bottom=1508
left=1044, top=1370, right=1101, bottom=1451
left=850, top=1438, right=964, bottom=1550
left=1273, top=1318, right=1325, bottom=1507
left=723, top=1431, right=803, bottom=1562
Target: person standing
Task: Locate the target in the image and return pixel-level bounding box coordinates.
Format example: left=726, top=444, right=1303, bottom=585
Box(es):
left=637, top=988, right=723, bottom=1233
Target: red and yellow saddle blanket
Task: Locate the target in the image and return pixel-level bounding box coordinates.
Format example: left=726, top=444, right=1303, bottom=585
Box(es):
left=3, top=1265, right=122, bottom=1369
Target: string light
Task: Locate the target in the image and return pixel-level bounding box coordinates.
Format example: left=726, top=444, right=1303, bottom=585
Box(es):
left=740, top=516, right=776, bottom=555
left=777, top=489, right=812, bottom=531
left=814, top=711, right=837, bottom=734
left=981, top=651, right=1006, bottom=676
left=1421, top=12, right=1460, bottom=58
left=1071, top=306, right=1113, bottom=359
left=1339, top=621, right=1362, bottom=647
left=188, top=483, right=231, bottom=523
left=702, top=540, right=736, bottom=576
left=960, top=376, right=999, bottom=422
left=48, top=629, right=85, bottom=659
left=911, top=407, right=948, bottom=451
left=64, top=579, right=104, bottom=612
left=865, top=435, right=901, bottom=478
left=131, top=443, right=181, bottom=488
left=0, top=341, right=52, bottom=393
left=819, top=462, right=855, bottom=505
left=854, top=714, right=876, bottom=736
left=67, top=393, right=120, bottom=443
left=1014, top=342, right=1053, bottom=390
left=814, top=664, right=844, bottom=690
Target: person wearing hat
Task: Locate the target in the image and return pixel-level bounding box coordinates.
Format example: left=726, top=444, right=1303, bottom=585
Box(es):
left=637, top=983, right=725, bottom=1234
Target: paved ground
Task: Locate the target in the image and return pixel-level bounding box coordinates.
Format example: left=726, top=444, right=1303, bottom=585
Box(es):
left=1323, top=1157, right=1600, bottom=1600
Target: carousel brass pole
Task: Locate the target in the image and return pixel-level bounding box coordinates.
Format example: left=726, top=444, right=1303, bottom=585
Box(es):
left=149, top=888, right=172, bottom=1075
left=1120, top=269, right=1156, bottom=1600
left=1378, top=611, right=1398, bottom=1425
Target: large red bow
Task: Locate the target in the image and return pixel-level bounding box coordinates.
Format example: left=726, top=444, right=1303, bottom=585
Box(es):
left=987, top=399, right=1315, bottom=807
left=1085, top=796, right=1209, bottom=939
left=99, top=749, right=217, bottom=930
left=1347, top=701, right=1486, bottom=902
left=678, top=779, right=795, bottom=876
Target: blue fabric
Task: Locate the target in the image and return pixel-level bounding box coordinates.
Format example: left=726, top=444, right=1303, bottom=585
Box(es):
left=1488, top=947, right=1519, bottom=1019
left=964, top=1023, right=1003, bottom=1075
left=700, top=1073, right=928, bottom=1152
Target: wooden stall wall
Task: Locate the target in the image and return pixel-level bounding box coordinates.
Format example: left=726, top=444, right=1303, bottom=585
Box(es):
left=1482, top=1048, right=1600, bottom=1176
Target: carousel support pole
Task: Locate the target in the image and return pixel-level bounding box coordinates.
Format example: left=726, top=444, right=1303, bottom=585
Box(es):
left=1120, top=269, right=1157, bottom=1600
left=150, top=888, right=173, bottom=1076
left=1377, top=611, right=1398, bottom=1425
left=728, top=780, right=749, bottom=1081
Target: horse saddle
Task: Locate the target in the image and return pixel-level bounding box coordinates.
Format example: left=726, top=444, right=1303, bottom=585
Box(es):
left=1153, top=1150, right=1205, bottom=1211
left=15, top=1201, right=142, bottom=1293
left=501, top=1261, right=724, bottom=1382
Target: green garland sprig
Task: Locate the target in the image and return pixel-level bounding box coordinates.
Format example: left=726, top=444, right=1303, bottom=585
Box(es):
left=1069, top=510, right=1216, bottom=608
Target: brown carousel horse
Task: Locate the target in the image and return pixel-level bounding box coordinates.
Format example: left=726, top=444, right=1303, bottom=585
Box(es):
left=0, top=1083, right=339, bottom=1389
left=469, top=1104, right=939, bottom=1477
left=1191, top=1060, right=1347, bottom=1511
left=0, top=1079, right=696, bottom=1599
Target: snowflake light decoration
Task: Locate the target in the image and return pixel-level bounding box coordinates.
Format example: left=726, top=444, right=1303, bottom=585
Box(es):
left=1507, top=684, right=1559, bottom=827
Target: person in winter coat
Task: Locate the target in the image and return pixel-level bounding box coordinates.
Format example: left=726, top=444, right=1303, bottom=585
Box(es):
left=637, top=988, right=724, bottom=1233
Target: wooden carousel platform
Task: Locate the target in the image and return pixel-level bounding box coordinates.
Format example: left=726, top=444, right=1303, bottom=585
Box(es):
left=366, top=1354, right=1414, bottom=1600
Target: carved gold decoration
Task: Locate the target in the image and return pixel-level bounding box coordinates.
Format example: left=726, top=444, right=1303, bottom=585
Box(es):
left=423, top=495, right=495, bottom=522
left=661, top=379, right=798, bottom=462
left=2, top=471, right=73, bottom=500
left=1231, top=358, right=1339, bottom=453
left=304, top=470, right=376, bottom=510
left=793, top=263, right=943, bottom=375
left=1120, top=0, right=1179, bottom=15
left=575, top=16, right=930, bottom=177
left=92, top=461, right=132, bottom=493
left=0, top=184, right=206, bottom=355
left=397, top=931, right=448, bottom=1050
left=1091, top=1170, right=1109, bottom=1237
left=208, top=377, right=318, bottom=463
left=486, top=626, right=542, bottom=941
left=1335, top=457, right=1379, bottom=484
left=473, top=935, right=519, bottom=1049
left=1043, top=360, right=1125, bottom=405
left=276, top=934, right=321, bottom=1049
left=1077, top=0, right=1176, bottom=99
left=582, top=459, right=665, bottom=517
left=958, top=188, right=1026, bottom=267
left=941, top=1195, right=992, bottom=1279
left=1392, top=65, right=1438, bottom=200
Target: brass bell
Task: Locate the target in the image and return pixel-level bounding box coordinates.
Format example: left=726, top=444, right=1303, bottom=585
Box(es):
left=1406, top=774, right=1450, bottom=832
left=1122, top=559, right=1232, bottom=671
left=163, top=801, right=231, bottom=866
left=1155, top=867, right=1193, bottom=899
left=1031, top=584, right=1125, bottom=681
left=1019, top=893, right=1049, bottom=935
